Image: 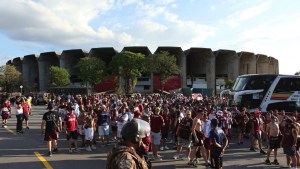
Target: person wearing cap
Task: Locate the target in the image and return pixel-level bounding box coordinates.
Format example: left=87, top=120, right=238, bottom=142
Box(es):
left=106, top=118, right=150, bottom=169
left=265, top=115, right=280, bottom=165
left=249, top=110, right=266, bottom=154
left=209, top=118, right=228, bottom=169
left=282, top=117, right=298, bottom=168
left=41, top=103, right=62, bottom=157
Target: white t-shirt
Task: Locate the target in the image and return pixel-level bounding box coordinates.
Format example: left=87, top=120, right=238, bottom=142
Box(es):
left=117, top=113, right=128, bottom=130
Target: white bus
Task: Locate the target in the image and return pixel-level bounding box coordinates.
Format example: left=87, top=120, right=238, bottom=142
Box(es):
left=225, top=74, right=300, bottom=113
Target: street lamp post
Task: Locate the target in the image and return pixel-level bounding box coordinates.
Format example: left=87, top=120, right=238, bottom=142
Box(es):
left=20, top=85, right=23, bottom=95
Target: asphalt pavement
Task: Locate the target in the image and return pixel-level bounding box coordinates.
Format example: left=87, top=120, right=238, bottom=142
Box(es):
left=0, top=105, right=289, bottom=169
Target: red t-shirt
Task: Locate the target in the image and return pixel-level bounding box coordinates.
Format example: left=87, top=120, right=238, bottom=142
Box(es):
left=22, top=103, right=30, bottom=114
left=64, top=113, right=77, bottom=131
left=252, top=117, right=261, bottom=132
left=2, top=102, right=11, bottom=111
left=150, top=114, right=164, bottom=133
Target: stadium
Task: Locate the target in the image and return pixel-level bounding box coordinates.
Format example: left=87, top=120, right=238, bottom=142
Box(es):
left=6, top=46, right=279, bottom=94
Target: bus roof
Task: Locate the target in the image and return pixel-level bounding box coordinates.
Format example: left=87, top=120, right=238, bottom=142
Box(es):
left=238, top=74, right=300, bottom=78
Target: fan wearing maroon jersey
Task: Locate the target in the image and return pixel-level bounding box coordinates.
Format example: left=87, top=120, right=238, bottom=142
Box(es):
left=150, top=107, right=165, bottom=161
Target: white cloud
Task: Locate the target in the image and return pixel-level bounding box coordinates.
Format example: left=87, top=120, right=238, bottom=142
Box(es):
left=221, top=1, right=271, bottom=28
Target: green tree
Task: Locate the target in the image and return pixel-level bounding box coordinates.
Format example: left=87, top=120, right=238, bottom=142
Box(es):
left=109, top=51, right=145, bottom=94
left=49, top=66, right=70, bottom=87
left=225, top=79, right=234, bottom=89
left=0, top=65, right=22, bottom=92
left=145, top=51, right=181, bottom=92
left=75, top=57, right=106, bottom=90
left=295, top=71, right=300, bottom=75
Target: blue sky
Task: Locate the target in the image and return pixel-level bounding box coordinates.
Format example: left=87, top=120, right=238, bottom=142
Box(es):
left=0, top=0, right=300, bottom=74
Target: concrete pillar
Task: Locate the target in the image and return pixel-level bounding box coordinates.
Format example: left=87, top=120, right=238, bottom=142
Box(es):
left=275, top=59, right=279, bottom=74
left=214, top=50, right=239, bottom=80
left=60, top=49, right=88, bottom=84
left=38, top=52, right=60, bottom=91
left=238, top=52, right=256, bottom=75
left=185, top=47, right=215, bottom=90
left=22, top=54, right=39, bottom=93
left=256, top=54, right=269, bottom=74
left=268, top=57, right=276, bottom=74
left=89, top=47, right=118, bottom=67
left=12, top=57, right=23, bottom=74
left=155, top=47, right=186, bottom=88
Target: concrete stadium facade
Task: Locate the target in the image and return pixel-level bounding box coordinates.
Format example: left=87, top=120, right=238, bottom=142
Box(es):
left=6, top=46, right=279, bottom=93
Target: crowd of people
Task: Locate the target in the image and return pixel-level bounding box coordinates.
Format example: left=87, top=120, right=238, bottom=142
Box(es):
left=1, top=93, right=300, bottom=169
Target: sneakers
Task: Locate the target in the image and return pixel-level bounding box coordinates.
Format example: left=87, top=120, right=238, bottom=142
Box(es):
left=250, top=147, right=256, bottom=152
left=52, top=148, right=58, bottom=153
left=265, top=159, right=271, bottom=165
left=74, top=148, right=80, bottom=153
left=272, top=159, right=279, bottom=165
left=86, top=146, right=92, bottom=152
left=47, top=151, right=52, bottom=157
left=4, top=125, right=7, bottom=128
left=69, top=149, right=73, bottom=153
left=153, top=156, right=162, bottom=161
left=164, top=146, right=169, bottom=150
left=188, top=161, right=197, bottom=167
left=160, top=147, right=164, bottom=151
left=91, top=145, right=96, bottom=150
left=181, top=156, right=190, bottom=161
left=173, top=154, right=179, bottom=160
left=260, top=150, right=267, bottom=154
left=26, top=126, right=30, bottom=129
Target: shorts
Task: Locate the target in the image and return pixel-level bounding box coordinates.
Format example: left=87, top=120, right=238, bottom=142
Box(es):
left=192, top=131, right=204, bottom=146
left=98, top=125, right=110, bottom=136
left=117, top=128, right=122, bottom=138
left=296, top=137, right=300, bottom=151
left=211, top=156, right=223, bottom=169
left=111, top=125, right=117, bottom=132
left=23, top=114, right=29, bottom=121
left=283, top=147, right=296, bottom=156
left=161, top=131, right=169, bottom=140
left=151, top=131, right=162, bottom=145
left=253, top=131, right=261, bottom=140
left=204, top=138, right=210, bottom=150
left=85, top=127, right=94, bottom=141
left=269, top=136, right=280, bottom=149
left=177, top=137, right=192, bottom=148
left=66, top=131, right=78, bottom=140
left=77, top=125, right=85, bottom=135
left=1, top=111, right=9, bottom=119
left=44, top=132, right=58, bottom=141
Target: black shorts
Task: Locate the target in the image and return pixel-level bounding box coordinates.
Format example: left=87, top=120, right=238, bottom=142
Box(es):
left=269, top=136, right=280, bottom=149
left=44, top=132, right=58, bottom=141
left=253, top=131, right=261, bottom=140
left=161, top=131, right=169, bottom=140
left=296, top=137, right=300, bottom=151
left=111, top=125, right=117, bottom=132
left=192, top=131, right=204, bottom=146
left=67, top=131, right=78, bottom=140
left=23, top=114, right=29, bottom=121
left=212, top=156, right=223, bottom=169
